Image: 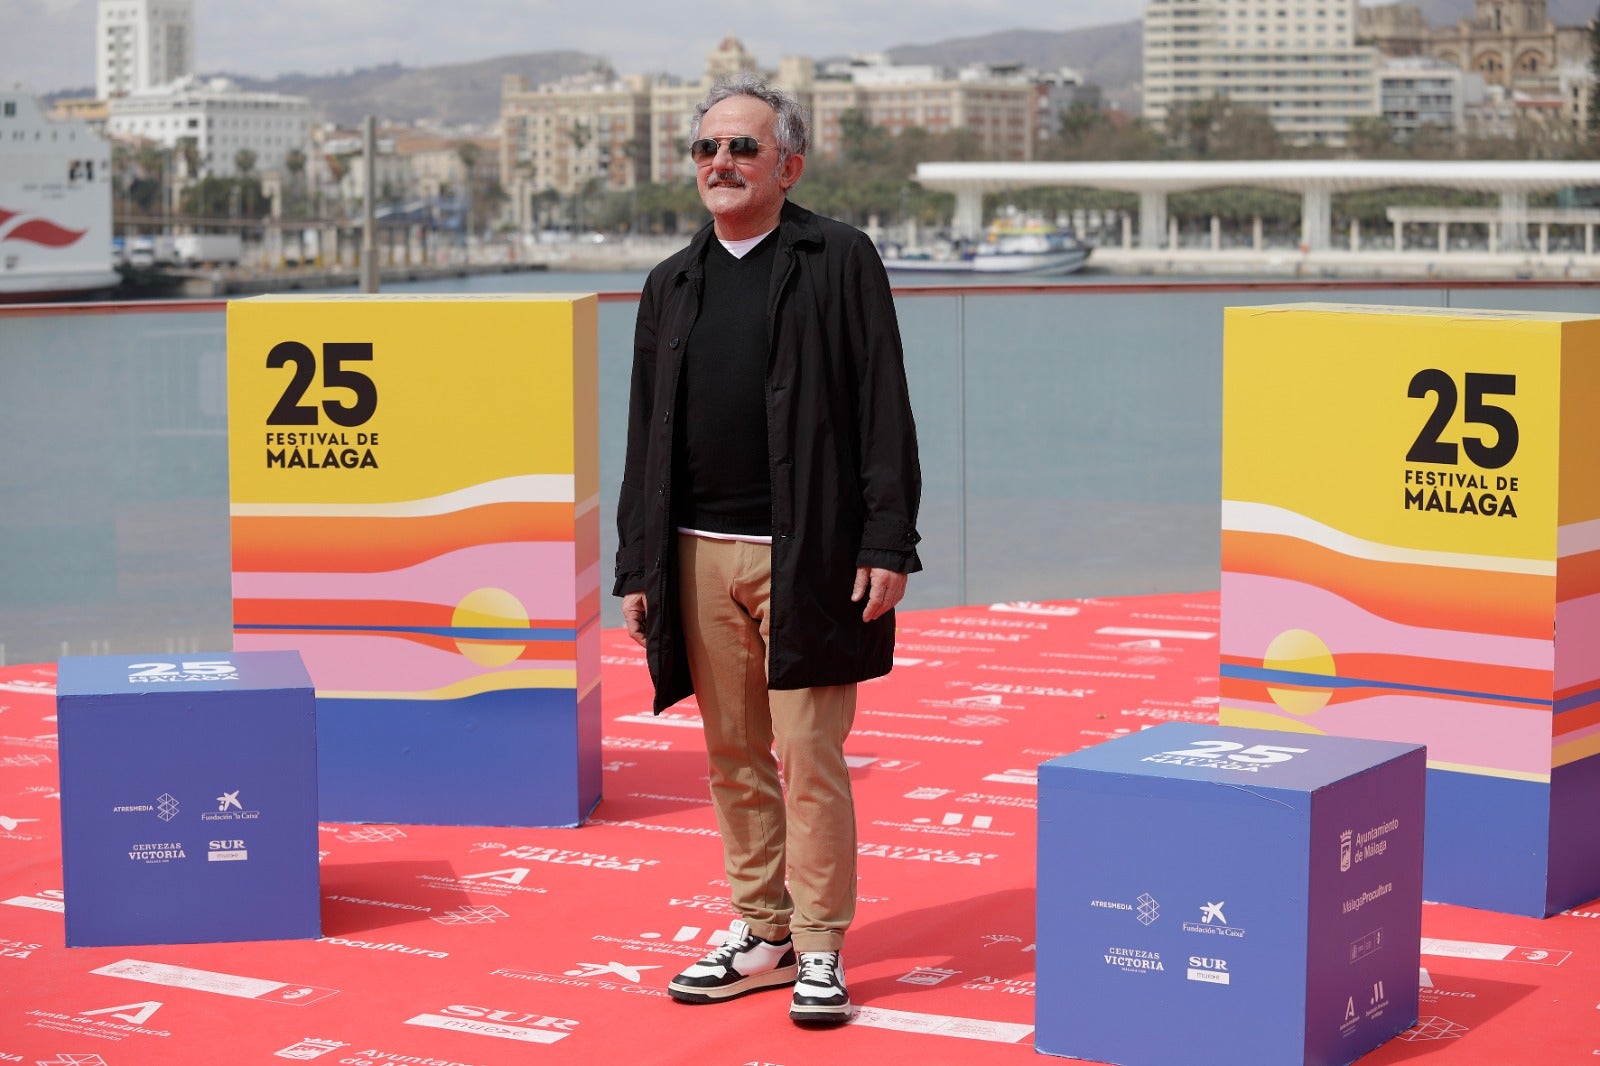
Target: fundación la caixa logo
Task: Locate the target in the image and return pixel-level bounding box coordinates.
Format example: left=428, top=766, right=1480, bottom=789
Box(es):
left=202, top=788, right=261, bottom=822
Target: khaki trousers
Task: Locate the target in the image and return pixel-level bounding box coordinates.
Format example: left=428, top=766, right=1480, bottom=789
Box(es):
left=676, top=534, right=858, bottom=953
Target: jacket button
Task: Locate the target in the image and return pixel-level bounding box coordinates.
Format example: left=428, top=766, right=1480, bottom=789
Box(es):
left=668, top=337, right=680, bottom=349
left=662, top=410, right=670, bottom=424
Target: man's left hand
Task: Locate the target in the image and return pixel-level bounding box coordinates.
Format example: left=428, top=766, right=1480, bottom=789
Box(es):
left=852, top=567, right=907, bottom=623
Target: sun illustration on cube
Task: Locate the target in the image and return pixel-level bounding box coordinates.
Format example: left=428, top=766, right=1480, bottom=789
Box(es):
left=1262, top=628, right=1336, bottom=715
left=452, top=587, right=530, bottom=667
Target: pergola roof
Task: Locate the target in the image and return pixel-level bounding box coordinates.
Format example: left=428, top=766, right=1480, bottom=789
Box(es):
left=914, top=160, right=1600, bottom=197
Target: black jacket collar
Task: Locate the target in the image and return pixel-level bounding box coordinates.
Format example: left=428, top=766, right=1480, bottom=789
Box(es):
left=675, top=200, right=824, bottom=282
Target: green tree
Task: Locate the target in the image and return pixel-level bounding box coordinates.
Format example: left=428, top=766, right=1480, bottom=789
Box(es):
left=233, top=148, right=259, bottom=215
left=1164, top=96, right=1285, bottom=160
left=176, top=135, right=203, bottom=180
left=1345, top=116, right=1401, bottom=159
left=799, top=111, right=982, bottom=229
left=284, top=147, right=307, bottom=218
left=456, top=140, right=483, bottom=236
left=115, top=141, right=171, bottom=218
left=1580, top=4, right=1593, bottom=152
left=1040, top=102, right=1167, bottom=161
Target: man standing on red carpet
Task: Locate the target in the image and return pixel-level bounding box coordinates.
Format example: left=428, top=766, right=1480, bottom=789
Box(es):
left=613, top=72, right=922, bottom=1025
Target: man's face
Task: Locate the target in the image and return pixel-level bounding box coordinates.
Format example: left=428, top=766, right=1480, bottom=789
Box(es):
left=695, top=94, right=804, bottom=238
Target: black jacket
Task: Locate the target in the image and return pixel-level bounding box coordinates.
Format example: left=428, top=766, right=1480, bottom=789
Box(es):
left=614, top=200, right=923, bottom=713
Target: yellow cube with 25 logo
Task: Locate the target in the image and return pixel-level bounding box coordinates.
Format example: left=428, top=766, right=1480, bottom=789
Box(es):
left=1220, top=302, right=1600, bottom=916
left=227, top=294, right=601, bottom=827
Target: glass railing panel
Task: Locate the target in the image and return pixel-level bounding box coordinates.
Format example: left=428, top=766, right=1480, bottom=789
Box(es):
left=3, top=279, right=1597, bottom=662
left=885, top=290, right=966, bottom=613
left=0, top=306, right=231, bottom=665
left=957, top=288, right=1225, bottom=605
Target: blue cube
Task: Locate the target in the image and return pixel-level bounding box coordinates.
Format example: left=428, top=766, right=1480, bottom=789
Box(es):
left=57, top=651, right=320, bottom=946
left=1037, top=723, right=1424, bottom=1066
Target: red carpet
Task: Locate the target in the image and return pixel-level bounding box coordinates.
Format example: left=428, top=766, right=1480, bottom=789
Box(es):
left=2, top=592, right=1597, bottom=1065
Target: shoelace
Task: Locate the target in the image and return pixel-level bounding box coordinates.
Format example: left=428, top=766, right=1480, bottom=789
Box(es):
left=705, top=934, right=757, bottom=966
left=797, top=953, right=839, bottom=986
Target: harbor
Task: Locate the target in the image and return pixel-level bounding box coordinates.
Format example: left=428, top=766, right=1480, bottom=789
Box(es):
left=129, top=240, right=1600, bottom=299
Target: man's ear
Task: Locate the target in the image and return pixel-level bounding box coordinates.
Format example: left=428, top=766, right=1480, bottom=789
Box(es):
left=779, top=152, right=805, bottom=192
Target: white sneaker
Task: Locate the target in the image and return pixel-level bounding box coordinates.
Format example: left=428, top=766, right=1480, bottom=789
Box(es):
left=789, top=950, right=851, bottom=1024
left=667, top=919, right=798, bottom=1004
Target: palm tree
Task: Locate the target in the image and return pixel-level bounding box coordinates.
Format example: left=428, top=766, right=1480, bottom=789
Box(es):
left=284, top=148, right=307, bottom=218
left=456, top=140, right=482, bottom=239
left=234, top=148, right=259, bottom=216
left=176, top=136, right=202, bottom=181
left=135, top=141, right=172, bottom=219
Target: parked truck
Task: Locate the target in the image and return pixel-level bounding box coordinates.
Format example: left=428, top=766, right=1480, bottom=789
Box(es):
left=172, top=234, right=243, bottom=266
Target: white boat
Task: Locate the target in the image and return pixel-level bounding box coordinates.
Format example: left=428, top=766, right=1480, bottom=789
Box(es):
left=882, top=221, right=1092, bottom=277
left=879, top=238, right=976, bottom=273
left=970, top=222, right=1092, bottom=276
left=0, top=92, right=120, bottom=303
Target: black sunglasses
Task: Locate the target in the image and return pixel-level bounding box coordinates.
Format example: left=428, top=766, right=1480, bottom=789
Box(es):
left=689, top=135, right=774, bottom=164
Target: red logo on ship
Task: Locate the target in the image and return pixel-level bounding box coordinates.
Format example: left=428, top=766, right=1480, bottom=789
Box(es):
left=0, top=206, right=87, bottom=248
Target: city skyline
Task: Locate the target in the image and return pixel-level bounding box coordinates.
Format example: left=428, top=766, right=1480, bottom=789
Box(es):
left=5, top=0, right=1149, bottom=96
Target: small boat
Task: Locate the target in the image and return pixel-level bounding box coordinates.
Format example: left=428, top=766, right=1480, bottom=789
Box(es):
left=878, top=238, right=975, bottom=274
left=882, top=220, right=1091, bottom=277
left=970, top=221, right=1092, bottom=276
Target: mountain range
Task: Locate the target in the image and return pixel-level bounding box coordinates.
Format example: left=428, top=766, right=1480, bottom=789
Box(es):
left=51, top=0, right=1597, bottom=129
left=214, top=19, right=1149, bottom=128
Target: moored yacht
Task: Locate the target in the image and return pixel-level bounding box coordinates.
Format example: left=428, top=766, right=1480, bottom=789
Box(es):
left=882, top=218, right=1091, bottom=277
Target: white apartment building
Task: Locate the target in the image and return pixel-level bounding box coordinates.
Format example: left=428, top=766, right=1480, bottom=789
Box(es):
left=107, top=76, right=312, bottom=179
left=1142, top=0, right=1380, bottom=146
left=807, top=57, right=1039, bottom=162
left=1379, top=57, right=1479, bottom=138
left=500, top=72, right=653, bottom=200
left=317, top=131, right=408, bottom=206
left=96, top=0, right=195, bottom=99
left=502, top=40, right=1057, bottom=208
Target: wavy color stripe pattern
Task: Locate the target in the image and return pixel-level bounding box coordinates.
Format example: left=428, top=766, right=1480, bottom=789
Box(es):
left=1222, top=501, right=1600, bottom=778
left=232, top=478, right=599, bottom=701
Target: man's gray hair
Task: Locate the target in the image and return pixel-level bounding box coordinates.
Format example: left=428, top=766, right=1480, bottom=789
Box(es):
left=690, top=72, right=812, bottom=162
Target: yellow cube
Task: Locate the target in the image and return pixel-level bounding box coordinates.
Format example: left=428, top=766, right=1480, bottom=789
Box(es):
left=1221, top=302, right=1600, bottom=915
left=227, top=294, right=601, bottom=826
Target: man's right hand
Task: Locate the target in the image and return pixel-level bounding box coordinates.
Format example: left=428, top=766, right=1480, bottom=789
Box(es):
left=622, top=591, right=648, bottom=648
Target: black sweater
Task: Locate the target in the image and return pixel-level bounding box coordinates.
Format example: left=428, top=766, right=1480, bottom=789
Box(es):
left=672, top=231, right=778, bottom=537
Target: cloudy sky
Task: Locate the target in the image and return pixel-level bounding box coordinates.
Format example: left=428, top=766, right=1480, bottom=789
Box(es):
left=0, top=0, right=1152, bottom=94
left=4, top=0, right=1151, bottom=94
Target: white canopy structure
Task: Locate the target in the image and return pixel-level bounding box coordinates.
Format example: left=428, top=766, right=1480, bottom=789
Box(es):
left=914, top=161, right=1600, bottom=251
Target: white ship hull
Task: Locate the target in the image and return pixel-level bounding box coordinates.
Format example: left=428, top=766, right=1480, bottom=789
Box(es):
left=969, top=245, right=1092, bottom=276
left=1, top=93, right=117, bottom=303
left=0, top=267, right=121, bottom=302
left=883, top=227, right=1092, bottom=277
